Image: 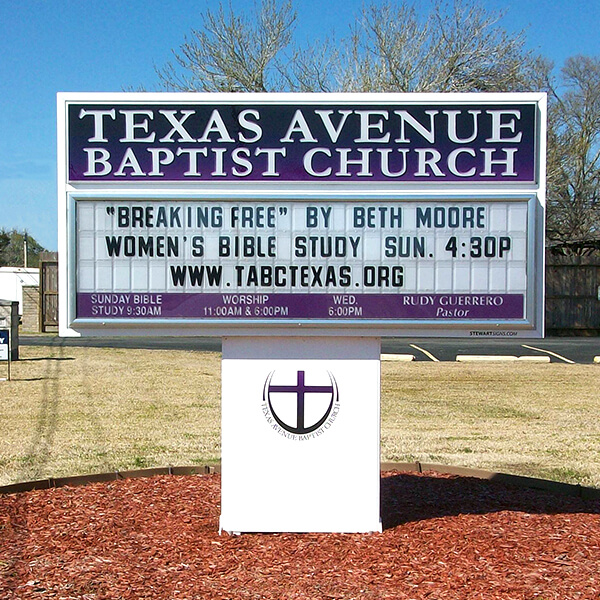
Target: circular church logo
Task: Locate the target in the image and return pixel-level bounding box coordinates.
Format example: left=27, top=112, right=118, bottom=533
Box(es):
left=262, top=369, right=340, bottom=439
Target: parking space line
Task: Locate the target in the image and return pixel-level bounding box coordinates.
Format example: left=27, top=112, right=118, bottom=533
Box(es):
left=381, top=354, right=415, bottom=362
left=457, top=355, right=517, bottom=362
left=521, top=344, right=575, bottom=364
left=410, top=344, right=440, bottom=362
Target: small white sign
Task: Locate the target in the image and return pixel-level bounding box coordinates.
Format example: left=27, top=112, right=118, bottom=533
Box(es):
left=0, top=330, right=9, bottom=361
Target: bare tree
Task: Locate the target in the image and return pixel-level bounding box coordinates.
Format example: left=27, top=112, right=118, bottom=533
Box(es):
left=546, top=55, right=600, bottom=254
left=280, top=38, right=341, bottom=92
left=157, top=0, right=546, bottom=94
left=157, top=0, right=296, bottom=92
left=339, top=0, right=548, bottom=93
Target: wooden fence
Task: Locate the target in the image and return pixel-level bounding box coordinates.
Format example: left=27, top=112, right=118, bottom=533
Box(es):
left=39, top=252, right=58, bottom=332
left=545, top=254, right=600, bottom=335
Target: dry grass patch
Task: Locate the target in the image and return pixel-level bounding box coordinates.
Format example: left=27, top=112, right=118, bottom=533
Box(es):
left=0, top=345, right=221, bottom=486
left=1, top=345, right=599, bottom=488
left=381, top=361, right=600, bottom=487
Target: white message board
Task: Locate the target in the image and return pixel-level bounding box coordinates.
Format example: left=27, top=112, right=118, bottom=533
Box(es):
left=59, top=92, right=546, bottom=338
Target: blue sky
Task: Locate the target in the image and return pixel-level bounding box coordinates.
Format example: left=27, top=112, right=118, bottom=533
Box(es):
left=1, top=0, right=599, bottom=252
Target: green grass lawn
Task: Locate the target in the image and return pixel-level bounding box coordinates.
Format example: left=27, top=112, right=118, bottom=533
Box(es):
left=1, top=344, right=599, bottom=487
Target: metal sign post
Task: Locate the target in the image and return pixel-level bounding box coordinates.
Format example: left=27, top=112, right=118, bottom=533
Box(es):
left=58, top=92, right=546, bottom=533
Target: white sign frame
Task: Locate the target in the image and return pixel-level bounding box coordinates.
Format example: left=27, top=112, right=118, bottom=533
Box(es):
left=58, top=92, right=546, bottom=338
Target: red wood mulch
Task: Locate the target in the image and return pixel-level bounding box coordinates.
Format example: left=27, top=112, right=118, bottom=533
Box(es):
left=1, top=471, right=599, bottom=599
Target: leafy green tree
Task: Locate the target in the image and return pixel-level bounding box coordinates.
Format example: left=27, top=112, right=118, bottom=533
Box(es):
left=0, top=229, right=47, bottom=268
left=0, top=231, right=9, bottom=265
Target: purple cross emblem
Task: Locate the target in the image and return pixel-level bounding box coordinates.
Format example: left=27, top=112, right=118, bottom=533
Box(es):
left=264, top=370, right=338, bottom=434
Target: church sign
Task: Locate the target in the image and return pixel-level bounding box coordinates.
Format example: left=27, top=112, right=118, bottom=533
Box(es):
left=59, top=93, right=545, bottom=534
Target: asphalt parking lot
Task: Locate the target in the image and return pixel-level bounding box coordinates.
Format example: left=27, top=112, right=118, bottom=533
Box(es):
left=381, top=337, right=600, bottom=363
left=20, top=335, right=600, bottom=364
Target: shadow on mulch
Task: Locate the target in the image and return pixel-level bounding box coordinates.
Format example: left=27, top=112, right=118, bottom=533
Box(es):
left=380, top=472, right=600, bottom=530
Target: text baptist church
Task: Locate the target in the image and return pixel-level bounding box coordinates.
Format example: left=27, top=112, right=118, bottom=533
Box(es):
left=73, top=105, right=532, bottom=180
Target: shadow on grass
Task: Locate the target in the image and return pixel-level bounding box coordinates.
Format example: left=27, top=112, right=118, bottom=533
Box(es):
left=17, top=344, right=65, bottom=482
left=19, top=357, right=75, bottom=362
left=380, top=472, right=600, bottom=530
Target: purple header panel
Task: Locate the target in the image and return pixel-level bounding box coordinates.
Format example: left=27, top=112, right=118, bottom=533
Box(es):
left=77, top=292, right=524, bottom=322
left=67, top=103, right=537, bottom=183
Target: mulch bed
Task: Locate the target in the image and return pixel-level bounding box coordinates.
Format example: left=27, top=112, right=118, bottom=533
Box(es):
left=1, top=471, right=599, bottom=599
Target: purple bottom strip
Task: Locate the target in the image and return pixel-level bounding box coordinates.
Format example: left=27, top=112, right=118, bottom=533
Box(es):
left=77, top=292, right=524, bottom=321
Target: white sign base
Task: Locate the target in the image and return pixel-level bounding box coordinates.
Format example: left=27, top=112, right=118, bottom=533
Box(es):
left=220, top=336, right=382, bottom=534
